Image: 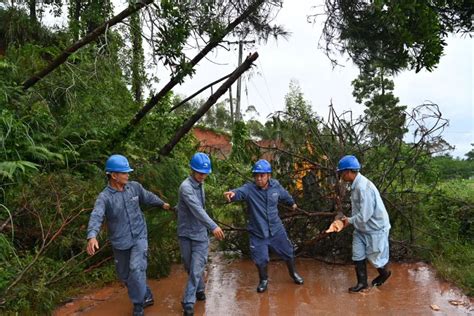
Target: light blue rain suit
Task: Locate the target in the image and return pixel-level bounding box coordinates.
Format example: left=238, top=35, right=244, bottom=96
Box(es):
left=177, top=176, right=218, bottom=307
left=87, top=181, right=165, bottom=305
left=347, top=173, right=391, bottom=268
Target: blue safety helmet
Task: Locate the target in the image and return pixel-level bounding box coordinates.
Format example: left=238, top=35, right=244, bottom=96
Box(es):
left=190, top=152, right=212, bottom=174
left=105, top=154, right=134, bottom=173
left=252, top=159, right=272, bottom=173
left=336, top=155, right=361, bottom=172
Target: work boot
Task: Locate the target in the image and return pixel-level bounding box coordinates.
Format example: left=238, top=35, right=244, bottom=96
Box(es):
left=286, top=259, right=304, bottom=285
left=256, top=264, right=268, bottom=293
left=372, top=265, right=391, bottom=287
left=144, top=287, right=154, bottom=308
left=182, top=303, right=194, bottom=316
left=349, top=260, right=368, bottom=293
left=133, top=304, right=144, bottom=316
left=196, top=291, right=206, bottom=301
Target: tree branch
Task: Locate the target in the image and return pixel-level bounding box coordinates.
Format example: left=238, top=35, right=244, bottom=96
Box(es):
left=168, top=72, right=233, bottom=113
left=158, top=52, right=259, bottom=157
left=22, top=0, right=154, bottom=90
left=111, top=0, right=266, bottom=148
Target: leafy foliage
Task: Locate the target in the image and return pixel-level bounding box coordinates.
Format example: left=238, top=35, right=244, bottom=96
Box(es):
left=318, top=0, right=473, bottom=72
left=0, top=1, right=472, bottom=313
left=352, top=65, right=407, bottom=143
left=0, top=1, right=290, bottom=313
left=430, top=155, right=474, bottom=180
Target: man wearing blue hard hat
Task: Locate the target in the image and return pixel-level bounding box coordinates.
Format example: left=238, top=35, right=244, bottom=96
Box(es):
left=224, top=159, right=304, bottom=293
left=86, top=154, right=170, bottom=316
left=177, top=152, right=224, bottom=316
left=336, top=155, right=391, bottom=293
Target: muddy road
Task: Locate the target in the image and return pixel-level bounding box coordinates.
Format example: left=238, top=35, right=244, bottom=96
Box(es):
left=55, top=256, right=472, bottom=315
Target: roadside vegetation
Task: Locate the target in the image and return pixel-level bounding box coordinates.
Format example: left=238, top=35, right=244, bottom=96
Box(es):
left=1, top=1, right=472, bottom=313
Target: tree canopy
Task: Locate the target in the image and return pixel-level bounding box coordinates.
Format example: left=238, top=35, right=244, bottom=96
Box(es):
left=318, top=0, right=473, bottom=72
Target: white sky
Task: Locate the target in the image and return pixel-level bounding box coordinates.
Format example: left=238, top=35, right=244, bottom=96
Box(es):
left=170, top=1, right=473, bottom=158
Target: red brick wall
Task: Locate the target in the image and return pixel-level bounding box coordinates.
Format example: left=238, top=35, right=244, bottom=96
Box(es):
left=192, top=127, right=232, bottom=158
left=192, top=127, right=283, bottom=162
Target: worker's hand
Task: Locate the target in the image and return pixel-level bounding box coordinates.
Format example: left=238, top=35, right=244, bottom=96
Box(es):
left=335, top=212, right=345, bottom=220
left=291, top=204, right=298, bottom=211
left=212, top=226, right=225, bottom=241
left=87, top=237, right=99, bottom=256
left=162, top=203, right=170, bottom=210
left=223, top=191, right=235, bottom=203
left=341, top=216, right=350, bottom=229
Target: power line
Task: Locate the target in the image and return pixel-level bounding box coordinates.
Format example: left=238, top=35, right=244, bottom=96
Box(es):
left=226, top=39, right=255, bottom=122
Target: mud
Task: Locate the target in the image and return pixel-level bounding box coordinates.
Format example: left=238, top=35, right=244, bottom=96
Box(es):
left=55, top=256, right=473, bottom=316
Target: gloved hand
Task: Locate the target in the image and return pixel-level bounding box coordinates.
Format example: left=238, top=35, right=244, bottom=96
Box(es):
left=325, top=220, right=344, bottom=233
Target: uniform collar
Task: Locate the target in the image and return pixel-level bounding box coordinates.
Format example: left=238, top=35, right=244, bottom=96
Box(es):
left=351, top=173, right=362, bottom=190
left=188, top=175, right=202, bottom=188
left=254, top=178, right=274, bottom=190
left=106, top=183, right=128, bottom=193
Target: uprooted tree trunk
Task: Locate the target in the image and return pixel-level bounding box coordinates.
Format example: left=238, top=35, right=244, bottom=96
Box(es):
left=22, top=0, right=154, bottom=91
left=158, top=52, right=259, bottom=157
left=109, top=0, right=266, bottom=149
left=214, top=102, right=450, bottom=263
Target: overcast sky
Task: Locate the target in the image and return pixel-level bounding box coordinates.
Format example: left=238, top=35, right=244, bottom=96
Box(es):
left=170, top=1, right=473, bottom=158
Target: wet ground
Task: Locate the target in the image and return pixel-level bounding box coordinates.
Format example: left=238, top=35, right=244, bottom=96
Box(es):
left=55, top=256, right=473, bottom=316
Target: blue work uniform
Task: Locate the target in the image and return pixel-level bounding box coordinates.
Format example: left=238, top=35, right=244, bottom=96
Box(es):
left=177, top=176, right=218, bottom=307
left=230, top=179, right=296, bottom=266
left=87, top=181, right=165, bottom=304
left=348, top=173, right=391, bottom=268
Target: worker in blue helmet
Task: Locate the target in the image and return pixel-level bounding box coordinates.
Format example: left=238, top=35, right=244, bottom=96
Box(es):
left=336, top=155, right=391, bottom=293
left=177, top=152, right=225, bottom=316
left=86, top=154, right=171, bottom=316
left=224, top=159, right=304, bottom=293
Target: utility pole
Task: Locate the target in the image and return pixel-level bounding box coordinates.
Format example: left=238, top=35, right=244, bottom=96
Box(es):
left=226, top=39, right=255, bottom=122
left=229, top=85, right=234, bottom=125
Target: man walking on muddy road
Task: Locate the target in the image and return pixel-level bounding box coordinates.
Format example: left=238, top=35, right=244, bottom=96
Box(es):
left=337, top=155, right=392, bottom=293
left=224, top=159, right=304, bottom=293
left=86, top=154, right=170, bottom=316
left=177, top=152, right=225, bottom=316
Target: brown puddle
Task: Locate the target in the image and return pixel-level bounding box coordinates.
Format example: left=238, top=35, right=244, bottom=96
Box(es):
left=55, top=255, right=473, bottom=316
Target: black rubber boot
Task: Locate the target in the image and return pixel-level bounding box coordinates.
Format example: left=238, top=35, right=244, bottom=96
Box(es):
left=256, top=264, right=268, bottom=293
left=372, top=265, right=391, bottom=286
left=349, top=260, right=368, bottom=293
left=182, top=303, right=194, bottom=316
left=143, top=287, right=154, bottom=308
left=196, top=291, right=206, bottom=301
left=286, top=259, right=304, bottom=285
left=133, top=304, right=144, bottom=316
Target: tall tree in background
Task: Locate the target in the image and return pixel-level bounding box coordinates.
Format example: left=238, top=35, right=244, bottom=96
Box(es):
left=83, top=0, right=113, bottom=33
left=465, top=144, right=474, bottom=161
left=129, top=10, right=145, bottom=103
left=285, top=80, right=312, bottom=121
left=68, top=0, right=83, bottom=40
left=68, top=0, right=113, bottom=40
left=352, top=64, right=407, bottom=144
left=27, top=0, right=37, bottom=21
left=319, top=0, right=473, bottom=72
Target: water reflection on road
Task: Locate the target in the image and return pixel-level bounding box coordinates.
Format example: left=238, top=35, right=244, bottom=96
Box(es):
left=55, top=255, right=473, bottom=315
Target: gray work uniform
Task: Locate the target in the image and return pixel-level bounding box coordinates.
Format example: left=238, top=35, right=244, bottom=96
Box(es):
left=177, top=176, right=217, bottom=307
left=87, top=181, right=164, bottom=304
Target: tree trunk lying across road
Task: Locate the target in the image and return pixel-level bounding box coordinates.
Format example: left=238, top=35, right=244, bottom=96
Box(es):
left=110, top=0, right=266, bottom=149
left=158, top=52, right=259, bottom=157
